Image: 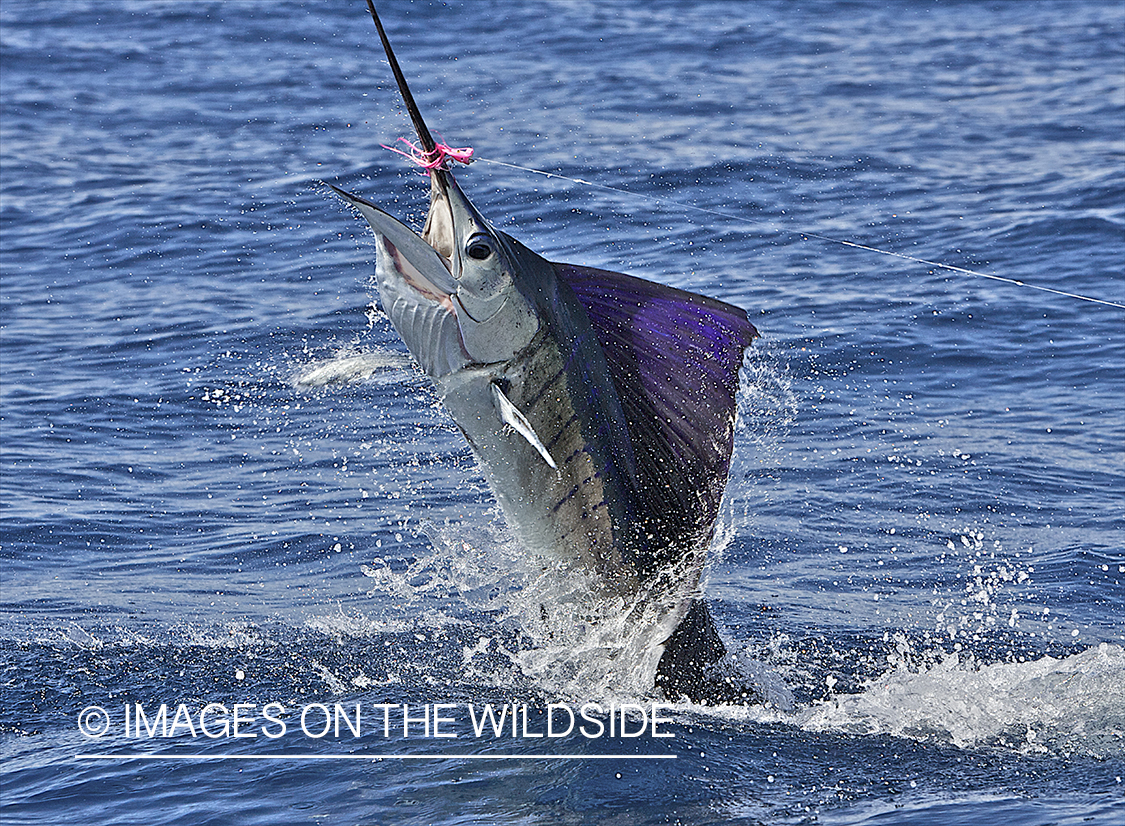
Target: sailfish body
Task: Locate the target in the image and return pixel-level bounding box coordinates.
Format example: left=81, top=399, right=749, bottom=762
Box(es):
left=330, top=6, right=758, bottom=702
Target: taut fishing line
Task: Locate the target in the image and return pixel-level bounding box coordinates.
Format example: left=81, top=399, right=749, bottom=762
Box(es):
left=471, top=155, right=1125, bottom=311
left=363, top=0, right=1120, bottom=312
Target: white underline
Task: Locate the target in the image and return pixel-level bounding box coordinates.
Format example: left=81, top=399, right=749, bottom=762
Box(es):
left=75, top=753, right=676, bottom=761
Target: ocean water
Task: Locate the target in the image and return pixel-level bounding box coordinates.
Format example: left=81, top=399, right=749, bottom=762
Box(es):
left=1, top=1, right=1123, bottom=824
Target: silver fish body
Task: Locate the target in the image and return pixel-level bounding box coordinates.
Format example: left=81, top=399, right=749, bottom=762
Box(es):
left=327, top=5, right=760, bottom=702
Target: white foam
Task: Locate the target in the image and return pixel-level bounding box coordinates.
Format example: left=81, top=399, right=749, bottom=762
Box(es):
left=352, top=519, right=717, bottom=704
left=292, top=347, right=413, bottom=387
left=796, top=642, right=1125, bottom=758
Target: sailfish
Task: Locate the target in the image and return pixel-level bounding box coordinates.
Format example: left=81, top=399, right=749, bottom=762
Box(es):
left=328, top=3, right=759, bottom=702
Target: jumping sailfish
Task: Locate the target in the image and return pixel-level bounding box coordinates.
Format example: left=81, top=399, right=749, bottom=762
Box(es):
left=328, top=3, right=759, bottom=703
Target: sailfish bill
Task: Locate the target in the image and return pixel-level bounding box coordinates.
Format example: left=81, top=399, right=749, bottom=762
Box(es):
left=328, top=3, right=760, bottom=702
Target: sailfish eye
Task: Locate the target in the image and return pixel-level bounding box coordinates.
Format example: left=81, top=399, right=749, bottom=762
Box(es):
left=466, top=235, right=493, bottom=260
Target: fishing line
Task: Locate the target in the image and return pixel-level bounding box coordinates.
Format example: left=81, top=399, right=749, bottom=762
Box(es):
left=359, top=1, right=1119, bottom=311
left=472, top=156, right=1125, bottom=311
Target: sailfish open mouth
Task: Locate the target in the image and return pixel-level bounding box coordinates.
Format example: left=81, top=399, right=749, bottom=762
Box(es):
left=384, top=237, right=457, bottom=316
left=324, top=181, right=470, bottom=377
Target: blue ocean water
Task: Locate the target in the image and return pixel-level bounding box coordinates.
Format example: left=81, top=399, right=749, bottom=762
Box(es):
left=1, top=1, right=1123, bottom=823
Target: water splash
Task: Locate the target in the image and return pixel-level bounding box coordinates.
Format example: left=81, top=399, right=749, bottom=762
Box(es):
left=291, top=345, right=413, bottom=388
left=361, top=520, right=686, bottom=703
left=797, top=642, right=1125, bottom=759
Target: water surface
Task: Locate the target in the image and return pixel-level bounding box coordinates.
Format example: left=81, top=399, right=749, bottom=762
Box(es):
left=2, top=2, right=1123, bottom=824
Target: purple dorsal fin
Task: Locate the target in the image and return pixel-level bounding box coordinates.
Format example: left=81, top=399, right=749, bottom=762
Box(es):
left=553, top=263, right=758, bottom=553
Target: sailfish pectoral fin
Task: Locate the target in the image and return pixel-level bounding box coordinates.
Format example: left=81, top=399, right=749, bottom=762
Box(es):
left=490, top=381, right=558, bottom=470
